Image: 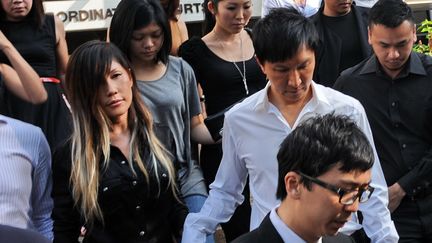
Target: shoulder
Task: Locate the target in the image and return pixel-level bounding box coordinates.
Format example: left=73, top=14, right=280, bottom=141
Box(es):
left=0, top=115, right=44, bottom=140
left=353, top=5, right=370, bottom=14
left=169, top=55, right=191, bottom=69
left=0, top=224, right=51, bottom=243
left=178, top=36, right=205, bottom=60
left=225, top=89, right=264, bottom=119
left=417, top=52, right=432, bottom=70
left=336, top=58, right=368, bottom=85
left=310, top=9, right=322, bottom=23
left=232, top=231, right=260, bottom=243
left=233, top=214, right=283, bottom=243
left=315, top=83, right=365, bottom=115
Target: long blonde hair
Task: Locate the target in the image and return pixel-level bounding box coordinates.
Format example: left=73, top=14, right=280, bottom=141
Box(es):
left=64, top=40, right=178, bottom=224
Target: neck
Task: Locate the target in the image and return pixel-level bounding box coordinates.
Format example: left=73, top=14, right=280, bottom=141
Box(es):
left=110, top=115, right=129, bottom=135
left=212, top=26, right=242, bottom=43
left=132, top=60, right=166, bottom=81
left=382, top=65, right=404, bottom=80
left=277, top=203, right=321, bottom=243
left=323, top=7, right=351, bottom=17
left=109, top=120, right=131, bottom=158
left=268, top=86, right=313, bottom=127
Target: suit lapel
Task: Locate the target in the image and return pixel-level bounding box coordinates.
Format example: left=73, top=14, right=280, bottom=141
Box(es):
left=256, top=214, right=285, bottom=243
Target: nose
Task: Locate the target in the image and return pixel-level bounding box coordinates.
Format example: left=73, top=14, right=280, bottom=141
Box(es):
left=235, top=8, right=244, bottom=19
left=105, top=79, right=118, bottom=97
left=287, top=70, right=301, bottom=88
left=141, top=37, right=154, bottom=49
left=388, top=47, right=400, bottom=59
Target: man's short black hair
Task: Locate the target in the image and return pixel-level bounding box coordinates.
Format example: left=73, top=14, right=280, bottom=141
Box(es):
left=276, top=114, right=374, bottom=200
left=369, top=0, right=414, bottom=28
left=252, top=7, right=319, bottom=64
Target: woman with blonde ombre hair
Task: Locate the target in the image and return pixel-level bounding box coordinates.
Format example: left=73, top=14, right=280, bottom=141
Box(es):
left=51, top=40, right=187, bottom=243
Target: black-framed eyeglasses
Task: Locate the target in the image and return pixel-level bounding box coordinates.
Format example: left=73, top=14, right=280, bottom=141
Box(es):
left=297, top=171, right=375, bottom=205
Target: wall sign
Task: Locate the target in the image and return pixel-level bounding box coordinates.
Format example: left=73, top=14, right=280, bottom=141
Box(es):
left=43, top=0, right=262, bottom=32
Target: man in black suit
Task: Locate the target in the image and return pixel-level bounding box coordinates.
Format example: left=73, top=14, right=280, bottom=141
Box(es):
left=310, top=0, right=372, bottom=87
left=0, top=224, right=51, bottom=243
left=233, top=114, right=375, bottom=243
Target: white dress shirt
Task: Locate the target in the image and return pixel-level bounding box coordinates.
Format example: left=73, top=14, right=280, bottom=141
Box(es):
left=182, top=82, right=398, bottom=243
left=262, top=0, right=322, bottom=17
left=270, top=207, right=323, bottom=243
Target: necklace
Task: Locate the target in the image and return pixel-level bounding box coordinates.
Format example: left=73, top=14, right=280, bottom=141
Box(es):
left=214, top=31, right=249, bottom=95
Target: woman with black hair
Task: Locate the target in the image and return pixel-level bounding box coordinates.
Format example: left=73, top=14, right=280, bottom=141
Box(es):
left=109, top=1, right=215, bottom=241
left=0, top=0, right=71, bottom=150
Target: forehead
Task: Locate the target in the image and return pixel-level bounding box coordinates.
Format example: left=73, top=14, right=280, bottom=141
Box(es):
left=319, top=164, right=371, bottom=187
left=218, top=0, right=251, bottom=4
left=264, top=46, right=315, bottom=67
left=369, top=21, right=415, bottom=40
left=133, top=22, right=162, bottom=34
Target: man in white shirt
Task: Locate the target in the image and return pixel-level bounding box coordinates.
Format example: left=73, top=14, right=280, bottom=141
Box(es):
left=233, top=114, right=372, bottom=243
left=182, top=8, right=398, bottom=243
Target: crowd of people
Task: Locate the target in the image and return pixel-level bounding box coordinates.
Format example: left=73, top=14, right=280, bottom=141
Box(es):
left=0, top=0, right=431, bottom=242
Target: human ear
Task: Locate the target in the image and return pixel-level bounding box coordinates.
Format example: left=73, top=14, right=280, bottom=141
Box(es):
left=208, top=1, right=216, bottom=15
left=284, top=172, right=301, bottom=199
left=367, top=26, right=372, bottom=45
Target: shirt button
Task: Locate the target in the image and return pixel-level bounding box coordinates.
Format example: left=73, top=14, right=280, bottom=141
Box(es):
left=162, top=173, right=167, bottom=178
left=120, top=160, right=126, bottom=165
left=132, top=181, right=137, bottom=186
left=402, top=144, right=407, bottom=149
left=391, top=101, right=396, bottom=107
left=139, top=231, right=145, bottom=236
left=136, top=205, right=141, bottom=210
left=103, top=187, right=108, bottom=192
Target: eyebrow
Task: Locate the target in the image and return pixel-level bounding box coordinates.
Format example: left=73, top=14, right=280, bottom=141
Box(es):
left=379, top=39, right=408, bottom=46
left=339, top=179, right=371, bottom=188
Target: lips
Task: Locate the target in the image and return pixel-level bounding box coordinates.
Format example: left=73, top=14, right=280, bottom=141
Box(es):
left=11, top=7, right=26, bottom=13
left=107, top=98, right=124, bottom=106
left=142, top=51, right=156, bottom=57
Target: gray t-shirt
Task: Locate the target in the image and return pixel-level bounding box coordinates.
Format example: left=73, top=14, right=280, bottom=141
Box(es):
left=137, top=56, right=207, bottom=197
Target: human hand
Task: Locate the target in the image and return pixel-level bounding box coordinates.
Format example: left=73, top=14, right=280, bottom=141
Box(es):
left=388, top=183, right=406, bottom=213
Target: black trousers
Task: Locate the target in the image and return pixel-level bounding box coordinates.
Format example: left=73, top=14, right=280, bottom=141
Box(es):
left=392, top=194, right=432, bottom=242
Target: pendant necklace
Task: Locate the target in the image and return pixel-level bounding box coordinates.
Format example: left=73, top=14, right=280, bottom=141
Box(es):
left=215, top=31, right=249, bottom=95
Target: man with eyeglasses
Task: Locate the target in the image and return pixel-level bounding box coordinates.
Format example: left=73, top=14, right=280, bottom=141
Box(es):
left=233, top=114, right=374, bottom=243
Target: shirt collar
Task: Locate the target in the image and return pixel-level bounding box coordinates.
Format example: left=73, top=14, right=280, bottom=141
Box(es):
left=270, top=207, right=323, bottom=243
left=254, top=81, right=331, bottom=112
left=0, top=115, right=8, bottom=124
left=359, top=52, right=427, bottom=77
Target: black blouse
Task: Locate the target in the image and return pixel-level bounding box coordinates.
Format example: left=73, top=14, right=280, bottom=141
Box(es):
left=179, top=36, right=267, bottom=116
left=52, top=131, right=187, bottom=243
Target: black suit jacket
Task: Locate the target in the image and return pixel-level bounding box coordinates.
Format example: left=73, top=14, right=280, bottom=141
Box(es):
left=310, top=4, right=372, bottom=87
left=0, top=224, right=51, bottom=243
left=232, top=214, right=355, bottom=243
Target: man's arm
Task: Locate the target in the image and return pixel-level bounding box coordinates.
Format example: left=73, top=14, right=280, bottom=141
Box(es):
left=31, top=131, right=53, bottom=240
left=347, top=105, right=399, bottom=242
left=181, top=114, right=249, bottom=243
